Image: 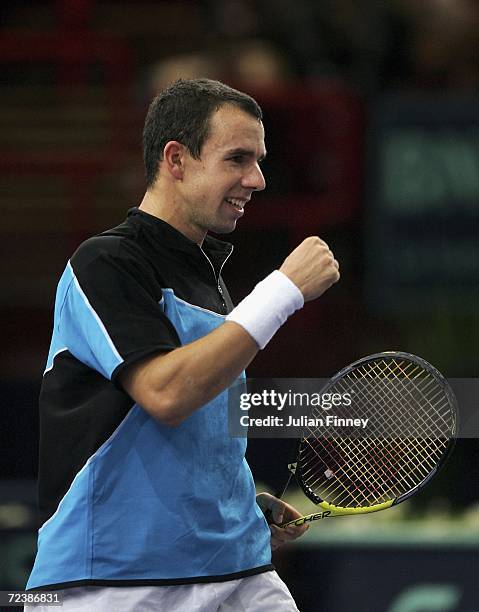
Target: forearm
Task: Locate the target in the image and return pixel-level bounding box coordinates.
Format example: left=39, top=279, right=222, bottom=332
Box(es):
left=120, top=321, right=258, bottom=425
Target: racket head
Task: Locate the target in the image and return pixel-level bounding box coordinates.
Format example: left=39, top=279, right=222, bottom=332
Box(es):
left=293, top=351, right=458, bottom=515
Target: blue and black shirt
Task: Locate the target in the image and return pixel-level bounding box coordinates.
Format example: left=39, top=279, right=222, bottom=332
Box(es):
left=27, top=208, right=272, bottom=590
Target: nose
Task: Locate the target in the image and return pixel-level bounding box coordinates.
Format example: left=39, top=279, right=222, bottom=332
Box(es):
left=242, top=163, right=266, bottom=192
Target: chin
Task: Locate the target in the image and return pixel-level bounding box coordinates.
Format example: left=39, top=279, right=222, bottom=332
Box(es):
left=210, top=221, right=237, bottom=235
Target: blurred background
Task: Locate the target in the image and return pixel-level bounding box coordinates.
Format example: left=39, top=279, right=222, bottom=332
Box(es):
left=1, top=0, right=479, bottom=609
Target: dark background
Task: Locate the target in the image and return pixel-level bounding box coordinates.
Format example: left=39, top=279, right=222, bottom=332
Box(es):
left=1, top=1, right=479, bottom=609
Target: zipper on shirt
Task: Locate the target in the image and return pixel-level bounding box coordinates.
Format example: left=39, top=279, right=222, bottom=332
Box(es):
left=199, top=245, right=234, bottom=311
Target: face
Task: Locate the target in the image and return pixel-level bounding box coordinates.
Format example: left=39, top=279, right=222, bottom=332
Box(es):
left=177, top=103, right=266, bottom=243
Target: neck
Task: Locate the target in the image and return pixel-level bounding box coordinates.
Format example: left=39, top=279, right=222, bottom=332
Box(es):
left=139, top=189, right=206, bottom=246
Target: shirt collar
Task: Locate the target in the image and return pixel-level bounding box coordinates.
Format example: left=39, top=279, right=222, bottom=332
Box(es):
left=127, top=207, right=233, bottom=273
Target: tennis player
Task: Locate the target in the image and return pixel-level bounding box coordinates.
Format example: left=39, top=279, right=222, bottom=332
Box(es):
left=26, top=79, right=339, bottom=611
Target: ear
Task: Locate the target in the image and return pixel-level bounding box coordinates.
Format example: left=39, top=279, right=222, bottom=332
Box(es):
left=162, top=141, right=186, bottom=180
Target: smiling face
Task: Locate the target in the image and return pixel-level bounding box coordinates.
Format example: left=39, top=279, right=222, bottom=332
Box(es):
left=175, top=103, right=266, bottom=243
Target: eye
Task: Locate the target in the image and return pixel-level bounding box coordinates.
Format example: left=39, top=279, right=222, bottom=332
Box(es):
left=229, top=155, right=244, bottom=164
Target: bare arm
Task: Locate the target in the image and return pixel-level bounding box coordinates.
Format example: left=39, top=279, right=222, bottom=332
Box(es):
left=119, top=236, right=339, bottom=426
left=118, top=321, right=258, bottom=426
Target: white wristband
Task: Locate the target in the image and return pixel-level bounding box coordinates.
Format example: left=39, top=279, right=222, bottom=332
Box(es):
left=225, top=270, right=304, bottom=349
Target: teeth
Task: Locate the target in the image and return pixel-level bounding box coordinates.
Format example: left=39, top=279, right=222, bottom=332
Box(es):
left=226, top=198, right=245, bottom=209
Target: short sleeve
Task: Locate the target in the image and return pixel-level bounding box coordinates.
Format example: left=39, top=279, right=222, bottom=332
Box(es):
left=56, top=237, right=181, bottom=384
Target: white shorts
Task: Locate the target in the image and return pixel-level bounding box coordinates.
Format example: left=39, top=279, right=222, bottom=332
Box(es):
left=24, top=570, right=300, bottom=611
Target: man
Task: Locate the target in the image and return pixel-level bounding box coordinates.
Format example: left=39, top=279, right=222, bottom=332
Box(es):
left=26, top=79, right=339, bottom=610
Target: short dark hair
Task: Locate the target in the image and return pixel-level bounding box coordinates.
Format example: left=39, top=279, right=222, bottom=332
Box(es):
left=142, top=78, right=263, bottom=188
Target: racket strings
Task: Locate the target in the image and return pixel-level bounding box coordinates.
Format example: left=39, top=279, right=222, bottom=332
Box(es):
left=344, top=359, right=453, bottom=444
left=341, top=362, right=451, bottom=461
left=372, top=359, right=452, bottom=434
left=300, top=435, right=442, bottom=507
left=332, top=436, right=425, bottom=502
left=331, top=362, right=448, bottom=465
left=302, top=435, right=402, bottom=504
left=303, top=437, right=398, bottom=506
left=354, top=359, right=449, bottom=437
left=297, top=356, right=454, bottom=508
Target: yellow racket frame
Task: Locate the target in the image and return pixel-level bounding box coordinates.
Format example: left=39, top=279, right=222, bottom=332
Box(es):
left=280, top=499, right=394, bottom=528
left=276, top=351, right=457, bottom=529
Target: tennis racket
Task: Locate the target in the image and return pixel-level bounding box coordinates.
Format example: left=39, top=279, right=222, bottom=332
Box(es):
left=275, top=351, right=458, bottom=528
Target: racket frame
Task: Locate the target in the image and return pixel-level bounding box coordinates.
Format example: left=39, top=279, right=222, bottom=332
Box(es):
left=279, top=351, right=458, bottom=527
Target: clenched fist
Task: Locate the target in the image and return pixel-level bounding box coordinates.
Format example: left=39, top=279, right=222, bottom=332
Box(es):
left=279, top=236, right=340, bottom=302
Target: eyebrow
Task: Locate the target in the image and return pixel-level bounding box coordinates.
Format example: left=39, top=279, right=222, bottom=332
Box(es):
left=224, top=148, right=267, bottom=162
